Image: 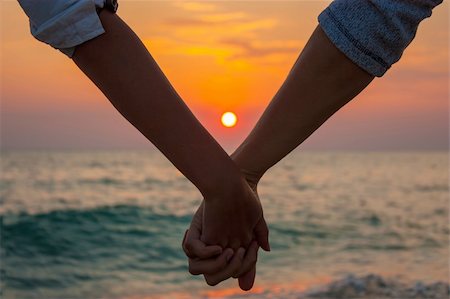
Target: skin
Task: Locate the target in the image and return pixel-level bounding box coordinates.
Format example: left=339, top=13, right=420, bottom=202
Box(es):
left=183, top=202, right=260, bottom=288
left=183, top=177, right=263, bottom=290
left=70, top=9, right=269, bottom=289
left=183, top=25, right=374, bottom=288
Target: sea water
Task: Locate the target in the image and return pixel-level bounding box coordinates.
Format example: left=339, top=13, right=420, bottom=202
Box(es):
left=1, top=151, right=448, bottom=298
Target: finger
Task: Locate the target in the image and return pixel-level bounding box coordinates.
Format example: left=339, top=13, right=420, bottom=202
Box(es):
left=203, top=247, right=245, bottom=286
left=184, top=201, right=221, bottom=259
left=182, top=229, right=197, bottom=258
left=238, top=266, right=256, bottom=291
left=182, top=229, right=189, bottom=253
left=188, top=248, right=234, bottom=275
left=254, top=217, right=270, bottom=252
left=184, top=203, right=222, bottom=258
left=227, top=239, right=242, bottom=251
left=185, top=228, right=222, bottom=259
left=233, top=241, right=259, bottom=278
left=183, top=203, right=203, bottom=258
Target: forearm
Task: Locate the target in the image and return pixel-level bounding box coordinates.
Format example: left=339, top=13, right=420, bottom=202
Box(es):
left=231, top=26, right=374, bottom=180
left=72, top=10, right=240, bottom=197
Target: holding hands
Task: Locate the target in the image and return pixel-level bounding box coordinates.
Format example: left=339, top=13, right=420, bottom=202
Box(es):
left=182, top=170, right=269, bottom=290
left=18, top=0, right=440, bottom=294
left=70, top=8, right=373, bottom=293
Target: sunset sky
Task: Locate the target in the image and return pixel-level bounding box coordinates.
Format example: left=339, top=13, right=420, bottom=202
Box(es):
left=1, top=1, right=448, bottom=151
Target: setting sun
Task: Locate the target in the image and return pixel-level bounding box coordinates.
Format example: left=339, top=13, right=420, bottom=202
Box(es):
left=221, top=112, right=237, bottom=128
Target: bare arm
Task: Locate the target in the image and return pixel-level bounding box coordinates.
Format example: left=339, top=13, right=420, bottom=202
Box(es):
left=72, top=10, right=239, bottom=198
left=231, top=26, right=374, bottom=182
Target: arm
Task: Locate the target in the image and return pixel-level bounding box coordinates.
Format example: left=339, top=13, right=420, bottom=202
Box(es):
left=231, top=25, right=374, bottom=183
left=232, top=0, right=443, bottom=182
left=72, top=9, right=238, bottom=198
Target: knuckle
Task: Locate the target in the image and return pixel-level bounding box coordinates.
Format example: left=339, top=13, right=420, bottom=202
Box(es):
left=182, top=244, right=190, bottom=255
left=228, top=239, right=241, bottom=250
left=184, top=242, right=194, bottom=252
left=211, top=259, right=226, bottom=273
left=229, top=261, right=242, bottom=275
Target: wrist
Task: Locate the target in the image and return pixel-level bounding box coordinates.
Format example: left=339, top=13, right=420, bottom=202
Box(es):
left=239, top=168, right=262, bottom=191
left=199, top=165, right=244, bottom=201
left=230, top=151, right=265, bottom=191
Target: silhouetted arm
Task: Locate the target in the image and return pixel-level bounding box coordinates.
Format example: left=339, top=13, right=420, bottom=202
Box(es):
left=72, top=10, right=238, bottom=197
left=231, top=26, right=374, bottom=183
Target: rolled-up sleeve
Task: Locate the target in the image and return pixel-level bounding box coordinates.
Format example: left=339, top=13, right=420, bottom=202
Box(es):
left=17, top=0, right=107, bottom=58
left=318, top=0, right=443, bottom=77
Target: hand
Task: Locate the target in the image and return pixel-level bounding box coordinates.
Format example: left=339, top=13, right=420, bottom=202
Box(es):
left=182, top=201, right=262, bottom=290
left=201, top=176, right=269, bottom=251
left=183, top=170, right=270, bottom=290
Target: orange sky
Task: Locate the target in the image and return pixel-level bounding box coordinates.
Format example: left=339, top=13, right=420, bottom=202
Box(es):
left=1, top=1, right=448, bottom=150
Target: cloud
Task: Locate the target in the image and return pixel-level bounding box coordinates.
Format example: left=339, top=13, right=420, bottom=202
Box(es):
left=144, top=35, right=302, bottom=67
left=150, top=3, right=297, bottom=66
left=164, top=17, right=211, bottom=27
left=219, top=38, right=302, bottom=59
left=164, top=12, right=256, bottom=27
left=144, top=37, right=234, bottom=61
left=172, top=1, right=217, bottom=12
left=164, top=16, right=278, bottom=41
left=201, top=12, right=247, bottom=23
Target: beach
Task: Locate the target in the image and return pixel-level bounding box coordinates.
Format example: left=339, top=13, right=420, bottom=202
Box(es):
left=2, top=150, right=448, bottom=299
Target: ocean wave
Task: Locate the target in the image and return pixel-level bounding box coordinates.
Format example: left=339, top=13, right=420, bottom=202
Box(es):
left=304, top=274, right=449, bottom=299
left=3, top=206, right=449, bottom=299
left=2, top=206, right=190, bottom=268
left=2, top=205, right=192, bottom=248
left=413, top=184, right=449, bottom=193
left=120, top=274, right=450, bottom=299
left=2, top=205, right=193, bottom=298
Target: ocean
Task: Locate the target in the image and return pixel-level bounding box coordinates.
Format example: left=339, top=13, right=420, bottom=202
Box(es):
left=1, top=150, right=449, bottom=299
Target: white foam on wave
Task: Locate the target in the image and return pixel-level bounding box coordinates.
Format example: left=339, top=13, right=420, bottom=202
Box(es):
left=304, top=274, right=449, bottom=299
left=199, top=274, right=450, bottom=299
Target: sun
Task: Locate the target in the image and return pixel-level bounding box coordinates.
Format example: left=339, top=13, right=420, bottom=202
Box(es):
left=221, top=112, right=237, bottom=128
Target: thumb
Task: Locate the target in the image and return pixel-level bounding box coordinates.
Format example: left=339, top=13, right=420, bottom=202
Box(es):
left=254, top=217, right=270, bottom=252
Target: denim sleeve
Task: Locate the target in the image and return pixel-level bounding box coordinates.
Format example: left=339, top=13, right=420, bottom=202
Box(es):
left=17, top=0, right=107, bottom=58
left=318, top=0, right=443, bottom=77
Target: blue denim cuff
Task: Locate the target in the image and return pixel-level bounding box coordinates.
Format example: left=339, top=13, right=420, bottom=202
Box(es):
left=318, top=0, right=443, bottom=77
left=318, top=7, right=388, bottom=77
left=18, top=0, right=110, bottom=58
